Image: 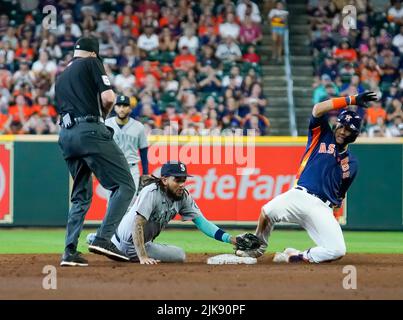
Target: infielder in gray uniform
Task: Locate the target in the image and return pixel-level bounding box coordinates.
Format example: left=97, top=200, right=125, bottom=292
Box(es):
left=105, top=95, right=149, bottom=194
left=87, top=161, right=238, bottom=264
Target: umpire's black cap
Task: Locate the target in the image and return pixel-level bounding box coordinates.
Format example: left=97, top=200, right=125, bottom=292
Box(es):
left=161, top=161, right=192, bottom=177
left=74, top=37, right=101, bottom=59
left=116, top=95, right=131, bottom=106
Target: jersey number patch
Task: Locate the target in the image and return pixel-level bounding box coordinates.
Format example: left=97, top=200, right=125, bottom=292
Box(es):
left=102, top=75, right=111, bottom=86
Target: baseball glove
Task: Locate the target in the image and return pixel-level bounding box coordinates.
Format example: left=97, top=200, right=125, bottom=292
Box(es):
left=235, top=233, right=264, bottom=251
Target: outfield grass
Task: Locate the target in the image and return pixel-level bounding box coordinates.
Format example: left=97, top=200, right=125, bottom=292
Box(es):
left=0, top=229, right=402, bottom=254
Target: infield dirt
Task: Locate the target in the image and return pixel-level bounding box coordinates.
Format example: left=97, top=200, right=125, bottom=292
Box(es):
left=1, top=253, right=402, bottom=300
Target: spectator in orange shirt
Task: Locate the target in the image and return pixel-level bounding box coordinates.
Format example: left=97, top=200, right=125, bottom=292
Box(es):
left=0, top=112, right=11, bottom=133
left=173, top=46, right=196, bottom=72
left=116, top=4, right=141, bottom=30
left=31, top=96, right=57, bottom=119
left=360, top=57, right=382, bottom=87
left=15, top=39, right=35, bottom=62
left=8, top=94, right=33, bottom=125
left=366, top=103, right=387, bottom=126
left=333, top=39, right=357, bottom=62
left=135, top=60, right=161, bottom=89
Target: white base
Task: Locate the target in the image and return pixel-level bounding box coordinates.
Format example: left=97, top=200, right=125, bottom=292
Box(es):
left=207, top=254, right=257, bottom=265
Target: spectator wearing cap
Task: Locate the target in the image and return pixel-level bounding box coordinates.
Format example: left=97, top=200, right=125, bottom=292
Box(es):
left=219, top=12, right=240, bottom=40
left=57, top=13, right=82, bottom=38
left=215, top=36, right=242, bottom=62
left=137, top=25, right=159, bottom=52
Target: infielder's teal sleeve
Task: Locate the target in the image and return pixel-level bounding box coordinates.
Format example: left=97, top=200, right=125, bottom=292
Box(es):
left=192, top=214, right=232, bottom=244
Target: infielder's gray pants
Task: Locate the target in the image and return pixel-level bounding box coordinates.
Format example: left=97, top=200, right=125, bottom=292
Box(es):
left=111, top=235, right=186, bottom=263
left=59, top=123, right=136, bottom=252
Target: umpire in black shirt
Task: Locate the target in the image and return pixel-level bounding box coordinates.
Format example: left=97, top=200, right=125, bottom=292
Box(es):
left=55, top=37, right=136, bottom=266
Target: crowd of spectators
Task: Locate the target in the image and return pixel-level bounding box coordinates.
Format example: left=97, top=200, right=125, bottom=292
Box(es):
left=309, top=0, right=403, bottom=137
left=0, top=0, right=270, bottom=136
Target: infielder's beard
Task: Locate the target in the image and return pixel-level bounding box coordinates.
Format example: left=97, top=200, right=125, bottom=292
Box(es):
left=166, top=186, right=185, bottom=201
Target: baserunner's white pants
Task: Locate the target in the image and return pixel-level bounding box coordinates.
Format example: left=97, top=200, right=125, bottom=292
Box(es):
left=262, top=188, right=346, bottom=263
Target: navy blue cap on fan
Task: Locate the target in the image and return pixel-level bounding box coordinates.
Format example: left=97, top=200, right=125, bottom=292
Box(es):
left=161, top=161, right=192, bottom=177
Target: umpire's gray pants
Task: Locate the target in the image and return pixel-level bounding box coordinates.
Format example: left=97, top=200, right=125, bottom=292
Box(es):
left=111, top=234, right=186, bottom=263
left=58, top=122, right=136, bottom=252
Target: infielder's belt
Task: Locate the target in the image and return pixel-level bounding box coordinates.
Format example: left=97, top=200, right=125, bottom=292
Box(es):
left=295, top=186, right=335, bottom=208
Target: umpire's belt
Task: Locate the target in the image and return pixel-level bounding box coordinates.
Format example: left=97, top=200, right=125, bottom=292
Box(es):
left=74, top=115, right=105, bottom=124
left=60, top=115, right=104, bottom=128
left=295, top=186, right=335, bottom=208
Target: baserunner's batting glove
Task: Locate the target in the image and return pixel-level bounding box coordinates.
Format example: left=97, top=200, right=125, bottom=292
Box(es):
left=355, top=91, right=378, bottom=108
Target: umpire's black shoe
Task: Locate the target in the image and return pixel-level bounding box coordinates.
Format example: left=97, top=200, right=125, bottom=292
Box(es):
left=60, top=251, right=88, bottom=267
left=88, top=238, right=129, bottom=262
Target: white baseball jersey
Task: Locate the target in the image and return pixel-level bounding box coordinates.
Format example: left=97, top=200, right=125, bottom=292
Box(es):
left=105, top=117, right=148, bottom=165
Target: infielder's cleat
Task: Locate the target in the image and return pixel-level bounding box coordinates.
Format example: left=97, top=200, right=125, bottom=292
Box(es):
left=273, top=248, right=301, bottom=263
left=60, top=251, right=88, bottom=267
left=88, top=238, right=130, bottom=261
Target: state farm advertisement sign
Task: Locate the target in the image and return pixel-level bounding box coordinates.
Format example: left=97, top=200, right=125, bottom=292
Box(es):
left=0, top=143, right=12, bottom=223
left=85, top=145, right=306, bottom=223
